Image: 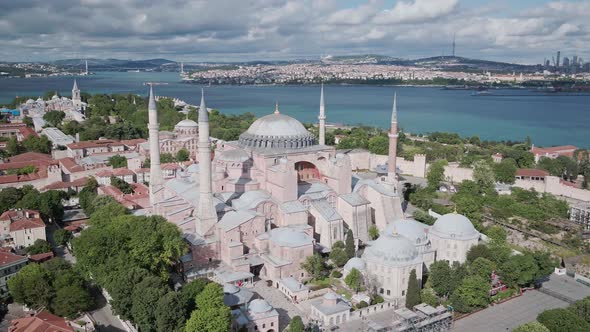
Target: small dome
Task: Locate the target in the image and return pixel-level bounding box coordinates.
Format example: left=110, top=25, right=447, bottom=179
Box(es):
left=51, top=94, right=59, bottom=100
left=362, top=232, right=419, bottom=266
left=385, top=219, right=429, bottom=245
left=344, top=257, right=366, bottom=272
left=323, top=292, right=338, bottom=300
left=175, top=119, right=198, bottom=128
left=223, top=284, right=239, bottom=294
left=216, top=149, right=250, bottom=163
left=249, top=299, right=272, bottom=313
left=430, top=213, right=479, bottom=240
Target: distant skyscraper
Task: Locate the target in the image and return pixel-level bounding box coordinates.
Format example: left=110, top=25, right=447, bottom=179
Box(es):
left=563, top=57, right=570, bottom=68
left=556, top=51, right=561, bottom=68
left=573, top=56, right=578, bottom=66
left=545, top=59, right=551, bottom=67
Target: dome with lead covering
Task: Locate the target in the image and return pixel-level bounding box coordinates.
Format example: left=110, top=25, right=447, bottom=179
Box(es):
left=216, top=149, right=250, bottom=163
left=223, top=283, right=239, bottom=294
left=430, top=213, right=479, bottom=240
left=238, top=110, right=315, bottom=150
left=344, top=257, right=366, bottom=272
left=175, top=119, right=198, bottom=128
left=384, top=219, right=429, bottom=245
left=362, top=231, right=420, bottom=266
left=248, top=299, right=273, bottom=313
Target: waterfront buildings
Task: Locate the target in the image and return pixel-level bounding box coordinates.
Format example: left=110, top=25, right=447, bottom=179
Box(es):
left=531, top=144, right=578, bottom=163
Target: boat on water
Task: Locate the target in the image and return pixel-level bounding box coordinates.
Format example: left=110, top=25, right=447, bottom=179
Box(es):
left=470, top=90, right=493, bottom=96
left=127, top=69, right=140, bottom=73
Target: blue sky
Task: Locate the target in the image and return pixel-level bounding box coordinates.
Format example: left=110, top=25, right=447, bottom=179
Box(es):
left=0, top=0, right=588, bottom=64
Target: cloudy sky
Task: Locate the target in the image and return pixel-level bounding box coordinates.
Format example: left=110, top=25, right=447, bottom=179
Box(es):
left=1, top=0, right=588, bottom=64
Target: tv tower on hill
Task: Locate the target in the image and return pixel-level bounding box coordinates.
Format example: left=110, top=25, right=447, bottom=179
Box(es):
left=452, top=33, right=456, bottom=57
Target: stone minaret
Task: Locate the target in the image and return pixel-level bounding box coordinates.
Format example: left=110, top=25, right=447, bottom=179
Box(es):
left=72, top=79, right=81, bottom=110
left=388, top=92, right=398, bottom=184
left=148, top=86, right=163, bottom=214
left=319, top=84, right=326, bottom=145
left=196, top=89, right=217, bottom=235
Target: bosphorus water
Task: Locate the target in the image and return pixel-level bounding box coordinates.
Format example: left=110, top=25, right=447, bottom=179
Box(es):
left=1, top=71, right=588, bottom=147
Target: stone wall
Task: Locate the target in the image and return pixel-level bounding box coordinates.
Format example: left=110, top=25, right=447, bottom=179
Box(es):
left=349, top=301, right=398, bottom=321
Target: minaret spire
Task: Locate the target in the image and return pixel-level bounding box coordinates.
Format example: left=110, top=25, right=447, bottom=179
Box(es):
left=274, top=101, right=280, bottom=114
left=195, top=88, right=217, bottom=235
left=387, top=91, right=399, bottom=187
left=319, top=84, right=326, bottom=145
left=72, top=79, right=81, bottom=110
left=148, top=85, right=163, bottom=214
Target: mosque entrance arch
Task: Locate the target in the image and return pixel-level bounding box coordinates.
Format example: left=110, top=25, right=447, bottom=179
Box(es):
left=295, top=161, right=320, bottom=182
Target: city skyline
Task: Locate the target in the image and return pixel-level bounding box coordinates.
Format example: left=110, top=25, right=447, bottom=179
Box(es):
left=1, top=0, right=589, bottom=64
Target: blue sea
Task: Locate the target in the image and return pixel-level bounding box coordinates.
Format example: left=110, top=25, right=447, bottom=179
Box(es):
left=0, top=71, right=589, bottom=147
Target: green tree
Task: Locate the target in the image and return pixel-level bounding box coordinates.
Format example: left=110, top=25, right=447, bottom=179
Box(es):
left=301, top=254, right=327, bottom=280
left=0, top=187, right=24, bottom=214
left=500, top=254, right=538, bottom=288
left=329, top=247, right=348, bottom=267
left=332, top=240, right=345, bottom=250
left=473, top=160, right=496, bottom=193
left=107, top=155, right=128, bottom=168
left=344, top=268, right=362, bottom=292
left=368, top=225, right=379, bottom=240
left=429, top=260, right=453, bottom=297
left=181, top=278, right=210, bottom=313
left=51, top=285, right=94, bottom=318
left=427, top=160, right=447, bottom=191
left=110, top=176, right=133, bottom=194
left=494, top=158, right=517, bottom=184
left=420, top=288, right=440, bottom=307
left=569, top=297, right=590, bottom=323
left=184, top=306, right=231, bottom=332
left=368, top=135, right=389, bottom=155
left=160, top=153, right=175, bottom=163
left=54, top=229, right=72, bottom=246
left=26, top=239, right=52, bottom=255
left=288, top=315, right=305, bottom=332
left=345, top=229, right=355, bottom=259
left=450, top=276, right=490, bottom=313
left=7, top=263, right=53, bottom=309
left=156, top=292, right=187, bottom=332
left=405, top=269, right=421, bottom=309
left=43, top=111, right=66, bottom=126
left=6, top=136, right=20, bottom=156
left=196, top=283, right=225, bottom=309
left=537, top=308, right=590, bottom=332
left=513, top=321, right=550, bottom=332
left=176, top=148, right=190, bottom=162
left=131, top=277, right=169, bottom=332
left=467, top=243, right=494, bottom=263
left=469, top=257, right=496, bottom=280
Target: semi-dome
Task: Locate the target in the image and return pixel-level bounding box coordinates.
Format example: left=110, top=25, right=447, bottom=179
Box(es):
left=175, top=119, right=198, bottom=128
left=216, top=149, right=250, bottom=163
left=323, top=292, right=338, bottom=300
left=249, top=299, right=273, bottom=313
left=238, top=110, right=315, bottom=150
left=430, top=213, right=479, bottom=240
left=385, top=219, right=429, bottom=245
left=344, top=257, right=366, bottom=272
left=362, top=231, right=420, bottom=266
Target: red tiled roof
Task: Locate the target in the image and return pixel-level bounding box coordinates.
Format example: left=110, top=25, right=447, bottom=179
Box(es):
left=95, top=169, right=113, bottom=177
left=531, top=145, right=577, bottom=157
left=0, top=252, right=27, bottom=267
left=162, top=163, right=181, bottom=170
left=63, top=225, right=81, bottom=232
left=134, top=168, right=150, bottom=173
left=43, top=177, right=90, bottom=190
left=18, top=127, right=38, bottom=139
left=9, top=311, right=73, bottom=332
left=58, top=157, right=84, bottom=173
left=29, top=251, right=54, bottom=263
left=67, top=139, right=124, bottom=150
left=9, top=218, right=45, bottom=232
left=7, top=152, right=52, bottom=163
left=112, top=168, right=135, bottom=176
left=2, top=210, right=45, bottom=232
left=516, top=168, right=550, bottom=177
left=0, top=209, right=40, bottom=221
left=0, top=123, right=26, bottom=129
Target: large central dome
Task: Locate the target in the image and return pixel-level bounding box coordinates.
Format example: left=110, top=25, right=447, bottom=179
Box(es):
left=238, top=109, right=315, bottom=150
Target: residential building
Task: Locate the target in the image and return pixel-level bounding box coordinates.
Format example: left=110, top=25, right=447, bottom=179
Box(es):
left=0, top=251, right=28, bottom=296
left=570, top=203, right=590, bottom=230
left=0, top=210, right=46, bottom=248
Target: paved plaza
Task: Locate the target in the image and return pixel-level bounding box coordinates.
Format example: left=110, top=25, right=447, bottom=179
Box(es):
left=452, top=291, right=569, bottom=332
left=251, top=280, right=305, bottom=329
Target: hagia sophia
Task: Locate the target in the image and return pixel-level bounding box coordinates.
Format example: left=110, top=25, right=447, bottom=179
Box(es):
left=144, top=84, right=482, bottom=329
